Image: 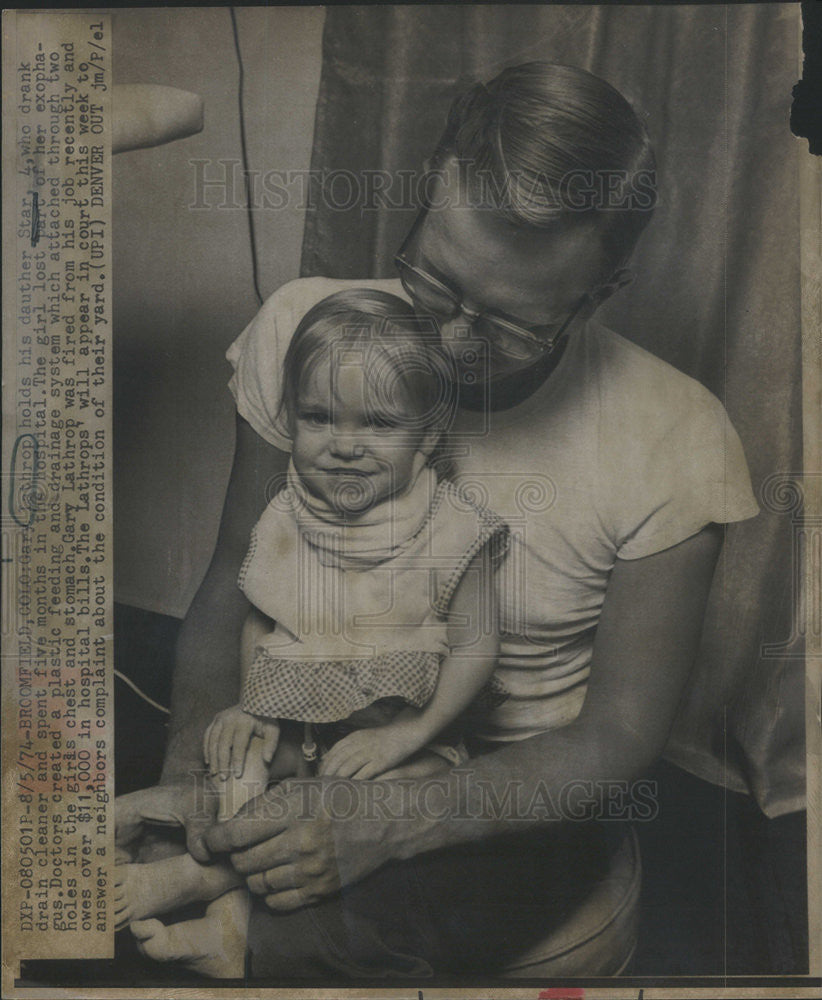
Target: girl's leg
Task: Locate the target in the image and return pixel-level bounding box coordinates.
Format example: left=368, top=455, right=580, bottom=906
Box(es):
left=114, top=851, right=241, bottom=929
left=131, top=736, right=272, bottom=978
left=116, top=733, right=301, bottom=928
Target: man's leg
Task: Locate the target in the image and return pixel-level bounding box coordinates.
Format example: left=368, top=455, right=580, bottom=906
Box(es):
left=245, top=821, right=626, bottom=980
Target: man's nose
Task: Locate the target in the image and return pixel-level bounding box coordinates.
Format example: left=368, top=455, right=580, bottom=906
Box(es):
left=438, top=310, right=478, bottom=345
left=437, top=311, right=484, bottom=366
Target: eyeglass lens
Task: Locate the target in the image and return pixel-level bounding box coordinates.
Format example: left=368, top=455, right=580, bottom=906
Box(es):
left=397, top=261, right=547, bottom=361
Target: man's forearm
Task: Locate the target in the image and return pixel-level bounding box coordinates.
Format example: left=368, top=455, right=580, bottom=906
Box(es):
left=159, top=423, right=291, bottom=787
left=160, top=571, right=249, bottom=783
left=378, top=716, right=656, bottom=863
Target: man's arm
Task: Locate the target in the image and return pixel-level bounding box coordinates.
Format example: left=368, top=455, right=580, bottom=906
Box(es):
left=206, top=523, right=723, bottom=909
left=418, top=521, right=725, bottom=845
left=116, top=417, right=288, bottom=860
left=161, top=416, right=289, bottom=785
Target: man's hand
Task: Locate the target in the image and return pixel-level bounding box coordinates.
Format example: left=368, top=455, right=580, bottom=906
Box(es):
left=116, top=778, right=218, bottom=864
left=203, top=705, right=280, bottom=779
left=203, top=778, right=395, bottom=911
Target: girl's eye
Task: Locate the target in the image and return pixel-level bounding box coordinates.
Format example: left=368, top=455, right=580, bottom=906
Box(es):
left=368, top=414, right=400, bottom=431
left=300, top=410, right=330, bottom=426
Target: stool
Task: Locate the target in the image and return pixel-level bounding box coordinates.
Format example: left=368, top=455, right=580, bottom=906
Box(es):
left=502, top=826, right=641, bottom=976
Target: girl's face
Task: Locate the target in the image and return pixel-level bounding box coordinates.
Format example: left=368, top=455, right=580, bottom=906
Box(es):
left=291, top=358, right=432, bottom=515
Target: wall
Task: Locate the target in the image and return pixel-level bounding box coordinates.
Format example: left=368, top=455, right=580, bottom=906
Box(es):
left=112, top=8, right=324, bottom=616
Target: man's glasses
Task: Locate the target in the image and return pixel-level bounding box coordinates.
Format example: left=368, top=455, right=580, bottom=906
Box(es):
left=394, top=212, right=590, bottom=363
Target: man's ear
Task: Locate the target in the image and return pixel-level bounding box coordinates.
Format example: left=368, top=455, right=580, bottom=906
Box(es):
left=593, top=267, right=634, bottom=305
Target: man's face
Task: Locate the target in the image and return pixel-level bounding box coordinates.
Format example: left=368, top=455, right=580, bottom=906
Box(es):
left=291, top=359, right=427, bottom=515
left=402, top=159, right=610, bottom=384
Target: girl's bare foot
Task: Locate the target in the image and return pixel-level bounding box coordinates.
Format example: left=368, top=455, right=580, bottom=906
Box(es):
left=130, top=889, right=248, bottom=979
left=114, top=854, right=241, bottom=929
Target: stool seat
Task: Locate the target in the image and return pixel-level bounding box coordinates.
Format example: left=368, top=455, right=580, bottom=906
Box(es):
left=502, top=826, right=641, bottom=977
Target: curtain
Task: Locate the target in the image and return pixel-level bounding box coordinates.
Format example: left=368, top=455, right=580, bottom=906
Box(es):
left=301, top=4, right=805, bottom=818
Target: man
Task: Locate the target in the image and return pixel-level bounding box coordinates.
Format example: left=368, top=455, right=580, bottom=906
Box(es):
left=117, top=62, right=757, bottom=978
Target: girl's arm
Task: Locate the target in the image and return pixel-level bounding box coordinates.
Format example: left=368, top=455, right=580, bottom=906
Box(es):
left=240, top=606, right=274, bottom=687
left=402, top=544, right=500, bottom=743
left=318, top=548, right=499, bottom=779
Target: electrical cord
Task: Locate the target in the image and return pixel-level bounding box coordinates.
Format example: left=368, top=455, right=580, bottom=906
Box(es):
left=230, top=6, right=264, bottom=306
left=114, top=668, right=170, bottom=717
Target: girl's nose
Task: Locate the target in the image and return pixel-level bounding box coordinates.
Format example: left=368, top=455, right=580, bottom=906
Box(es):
left=329, top=435, right=366, bottom=459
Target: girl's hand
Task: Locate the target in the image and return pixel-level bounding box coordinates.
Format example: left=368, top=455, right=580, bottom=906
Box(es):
left=203, top=705, right=280, bottom=780
left=318, top=722, right=427, bottom=780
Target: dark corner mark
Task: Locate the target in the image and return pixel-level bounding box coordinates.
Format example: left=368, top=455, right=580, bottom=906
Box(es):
left=792, top=0, right=822, bottom=155
left=29, top=191, right=40, bottom=246
left=420, top=991, right=642, bottom=1000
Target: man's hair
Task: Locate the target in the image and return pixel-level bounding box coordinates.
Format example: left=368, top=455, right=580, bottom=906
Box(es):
left=433, top=62, right=657, bottom=271
left=277, top=288, right=456, bottom=438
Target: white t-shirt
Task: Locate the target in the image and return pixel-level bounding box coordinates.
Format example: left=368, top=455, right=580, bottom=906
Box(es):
left=227, top=277, right=759, bottom=741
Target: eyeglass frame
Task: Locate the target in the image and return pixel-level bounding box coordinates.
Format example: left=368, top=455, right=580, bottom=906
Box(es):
left=393, top=203, right=594, bottom=361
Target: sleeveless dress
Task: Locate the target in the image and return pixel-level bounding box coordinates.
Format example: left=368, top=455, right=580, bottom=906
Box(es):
left=239, top=463, right=508, bottom=751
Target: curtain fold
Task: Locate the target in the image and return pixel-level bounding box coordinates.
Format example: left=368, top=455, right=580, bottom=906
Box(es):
left=301, top=4, right=805, bottom=817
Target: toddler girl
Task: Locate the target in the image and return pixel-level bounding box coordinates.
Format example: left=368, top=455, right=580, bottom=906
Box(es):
left=116, top=289, right=508, bottom=976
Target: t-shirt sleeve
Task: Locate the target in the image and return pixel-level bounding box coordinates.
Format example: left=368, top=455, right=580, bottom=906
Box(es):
left=610, top=381, right=760, bottom=561
left=225, top=280, right=306, bottom=451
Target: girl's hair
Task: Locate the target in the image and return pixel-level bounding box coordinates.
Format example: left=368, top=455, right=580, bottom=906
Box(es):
left=432, top=62, right=657, bottom=270
left=277, top=288, right=457, bottom=445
